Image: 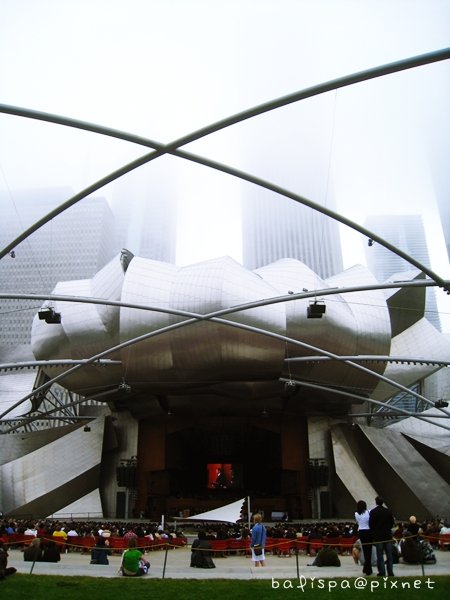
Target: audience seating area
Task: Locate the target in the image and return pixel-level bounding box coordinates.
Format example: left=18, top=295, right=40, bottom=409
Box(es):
left=3, top=533, right=187, bottom=554
left=7, top=532, right=450, bottom=557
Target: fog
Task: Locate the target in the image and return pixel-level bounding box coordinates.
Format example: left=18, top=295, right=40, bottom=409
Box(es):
left=1, top=0, right=449, bottom=327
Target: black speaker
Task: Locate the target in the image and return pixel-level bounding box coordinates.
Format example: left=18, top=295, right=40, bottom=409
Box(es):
left=116, top=491, right=126, bottom=518
left=307, top=303, right=326, bottom=319
left=116, top=465, right=137, bottom=488
left=307, top=461, right=329, bottom=487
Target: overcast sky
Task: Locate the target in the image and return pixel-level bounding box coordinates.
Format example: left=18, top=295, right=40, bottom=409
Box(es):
left=1, top=0, right=449, bottom=327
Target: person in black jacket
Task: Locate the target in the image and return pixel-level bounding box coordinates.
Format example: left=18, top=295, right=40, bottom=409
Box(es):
left=0, top=539, right=17, bottom=579
left=42, top=540, right=61, bottom=562
left=90, top=536, right=112, bottom=565
left=23, top=538, right=43, bottom=562
left=369, top=496, right=395, bottom=576
left=190, top=531, right=216, bottom=569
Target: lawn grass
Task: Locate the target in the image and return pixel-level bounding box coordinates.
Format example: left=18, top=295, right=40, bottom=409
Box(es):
left=1, top=574, right=450, bottom=599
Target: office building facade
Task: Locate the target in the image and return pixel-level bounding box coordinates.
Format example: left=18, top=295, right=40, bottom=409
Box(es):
left=364, top=214, right=441, bottom=331
left=0, top=189, right=119, bottom=345
left=242, top=190, right=343, bottom=279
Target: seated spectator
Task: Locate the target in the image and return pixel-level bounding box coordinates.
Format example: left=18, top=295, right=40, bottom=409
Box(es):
left=36, top=522, right=48, bottom=538
left=66, top=526, right=79, bottom=552
left=5, top=523, right=15, bottom=535
left=391, top=539, right=400, bottom=564
left=52, top=526, right=67, bottom=541
left=42, top=540, right=61, bottom=562
left=90, top=536, right=112, bottom=565
left=52, top=526, right=67, bottom=552
left=23, top=538, right=43, bottom=562
left=0, top=538, right=17, bottom=579
left=24, top=523, right=38, bottom=537
left=352, top=538, right=377, bottom=567
left=405, top=516, right=420, bottom=537
left=308, top=547, right=341, bottom=567
left=306, top=526, right=323, bottom=556
left=401, top=536, right=421, bottom=563
left=439, top=521, right=450, bottom=535
left=190, top=531, right=216, bottom=569
left=340, top=525, right=354, bottom=555
left=123, top=527, right=138, bottom=541
left=420, top=539, right=437, bottom=564
left=401, top=536, right=436, bottom=564
left=120, top=538, right=150, bottom=576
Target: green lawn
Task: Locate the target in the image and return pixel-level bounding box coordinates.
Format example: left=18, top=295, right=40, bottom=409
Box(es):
left=1, top=575, right=450, bottom=599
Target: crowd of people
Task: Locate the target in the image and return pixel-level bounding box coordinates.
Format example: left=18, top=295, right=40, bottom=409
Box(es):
left=0, top=518, right=186, bottom=549
left=0, top=507, right=448, bottom=578
left=1, top=513, right=448, bottom=545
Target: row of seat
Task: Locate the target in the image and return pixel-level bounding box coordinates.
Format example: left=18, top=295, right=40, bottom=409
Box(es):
left=3, top=533, right=187, bottom=553
left=5, top=533, right=450, bottom=553
left=426, top=533, right=450, bottom=550
left=265, top=534, right=449, bottom=556
left=208, top=535, right=358, bottom=557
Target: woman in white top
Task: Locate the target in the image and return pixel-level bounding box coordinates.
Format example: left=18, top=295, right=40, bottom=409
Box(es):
left=355, top=500, right=373, bottom=576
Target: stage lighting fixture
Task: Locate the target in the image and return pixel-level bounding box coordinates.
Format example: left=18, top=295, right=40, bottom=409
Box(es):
left=38, top=307, right=61, bottom=324
left=435, top=399, right=449, bottom=408
left=118, top=379, right=131, bottom=393
left=83, top=425, right=91, bottom=432
left=307, top=301, right=326, bottom=319
left=284, top=380, right=297, bottom=392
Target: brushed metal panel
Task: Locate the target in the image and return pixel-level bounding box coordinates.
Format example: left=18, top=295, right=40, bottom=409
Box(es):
left=0, top=423, right=81, bottom=465
left=90, top=254, right=124, bottom=334
left=388, top=408, right=450, bottom=456
left=331, top=424, right=378, bottom=502
left=372, top=318, right=450, bottom=401
left=49, top=488, right=103, bottom=519
left=120, top=257, right=178, bottom=373
left=121, top=256, right=285, bottom=382
left=0, top=417, right=104, bottom=514
left=256, top=260, right=391, bottom=393
left=360, top=424, right=450, bottom=516
left=0, top=370, right=35, bottom=418
left=29, top=253, right=449, bottom=412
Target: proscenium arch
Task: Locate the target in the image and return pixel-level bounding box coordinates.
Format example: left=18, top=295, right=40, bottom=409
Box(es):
left=1, top=47, right=450, bottom=292
left=1, top=278, right=449, bottom=427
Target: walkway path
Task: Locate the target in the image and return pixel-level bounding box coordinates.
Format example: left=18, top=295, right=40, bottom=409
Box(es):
left=9, top=546, right=450, bottom=580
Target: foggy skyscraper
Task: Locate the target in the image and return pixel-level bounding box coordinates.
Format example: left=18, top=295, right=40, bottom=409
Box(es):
left=242, top=188, right=343, bottom=279
left=110, top=163, right=177, bottom=264
left=0, top=189, right=119, bottom=344
left=364, top=214, right=441, bottom=331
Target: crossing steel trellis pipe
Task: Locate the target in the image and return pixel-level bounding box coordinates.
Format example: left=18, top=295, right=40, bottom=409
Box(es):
left=1, top=47, right=450, bottom=294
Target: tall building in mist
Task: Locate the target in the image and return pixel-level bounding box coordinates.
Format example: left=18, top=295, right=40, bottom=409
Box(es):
left=0, top=189, right=119, bottom=345
left=436, top=195, right=450, bottom=263
left=241, top=190, right=343, bottom=279
left=109, top=164, right=177, bottom=263
left=364, top=214, right=441, bottom=331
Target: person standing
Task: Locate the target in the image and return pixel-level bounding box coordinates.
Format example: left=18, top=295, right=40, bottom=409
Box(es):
left=251, top=513, right=267, bottom=567
left=369, top=496, right=395, bottom=576
left=355, top=500, right=373, bottom=576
